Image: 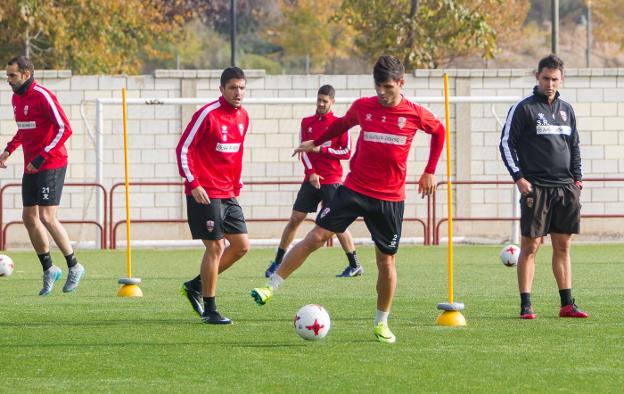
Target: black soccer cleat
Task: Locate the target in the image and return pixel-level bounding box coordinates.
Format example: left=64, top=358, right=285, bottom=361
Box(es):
left=180, top=281, right=204, bottom=316
left=201, top=311, right=232, bottom=325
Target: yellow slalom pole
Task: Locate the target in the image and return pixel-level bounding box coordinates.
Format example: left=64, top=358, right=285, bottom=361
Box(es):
left=117, top=88, right=142, bottom=297
left=436, top=73, right=465, bottom=326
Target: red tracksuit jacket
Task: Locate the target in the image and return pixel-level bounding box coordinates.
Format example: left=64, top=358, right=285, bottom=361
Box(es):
left=300, top=111, right=350, bottom=185
left=176, top=96, right=250, bottom=198
left=5, top=81, right=72, bottom=172
left=314, top=96, right=445, bottom=201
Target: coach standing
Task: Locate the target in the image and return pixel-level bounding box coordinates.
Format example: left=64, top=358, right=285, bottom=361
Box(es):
left=0, top=56, right=85, bottom=295
left=500, top=54, right=588, bottom=320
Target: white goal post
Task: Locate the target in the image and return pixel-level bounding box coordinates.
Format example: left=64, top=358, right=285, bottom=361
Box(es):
left=85, top=95, right=520, bottom=247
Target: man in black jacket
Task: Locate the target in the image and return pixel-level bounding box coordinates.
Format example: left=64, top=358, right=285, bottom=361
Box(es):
left=500, top=54, right=588, bottom=320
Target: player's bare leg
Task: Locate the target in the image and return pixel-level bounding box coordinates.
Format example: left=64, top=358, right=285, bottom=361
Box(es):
left=38, top=205, right=85, bottom=293
left=22, top=206, right=49, bottom=254
left=373, top=247, right=397, bottom=343
left=38, top=205, right=72, bottom=255
left=200, top=239, right=231, bottom=324
left=219, top=233, right=250, bottom=273
left=550, top=233, right=572, bottom=289
left=517, top=235, right=541, bottom=318
left=275, top=225, right=334, bottom=279
left=336, top=230, right=363, bottom=277
left=265, top=210, right=306, bottom=277
left=551, top=233, right=587, bottom=317
left=251, top=225, right=334, bottom=305
left=24, top=206, right=63, bottom=295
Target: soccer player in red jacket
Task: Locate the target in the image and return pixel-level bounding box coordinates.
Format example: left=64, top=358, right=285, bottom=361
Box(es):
left=264, top=85, right=363, bottom=279
left=176, top=67, right=250, bottom=324
left=251, top=55, right=445, bottom=343
left=0, top=56, right=85, bottom=296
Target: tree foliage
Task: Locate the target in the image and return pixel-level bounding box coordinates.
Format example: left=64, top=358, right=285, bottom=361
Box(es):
left=591, top=0, right=624, bottom=55
left=266, top=0, right=355, bottom=73
left=334, top=0, right=508, bottom=69
left=0, top=0, right=188, bottom=74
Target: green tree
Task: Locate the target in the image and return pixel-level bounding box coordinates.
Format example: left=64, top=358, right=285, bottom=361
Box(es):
left=266, top=0, right=355, bottom=73
left=334, top=0, right=506, bottom=69
left=0, top=0, right=187, bottom=74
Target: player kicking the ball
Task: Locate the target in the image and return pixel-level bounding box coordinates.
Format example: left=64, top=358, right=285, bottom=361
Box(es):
left=251, top=55, right=445, bottom=343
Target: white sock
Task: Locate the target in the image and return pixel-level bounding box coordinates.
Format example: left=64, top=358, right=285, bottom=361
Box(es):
left=374, top=309, right=389, bottom=326
left=268, top=273, right=284, bottom=290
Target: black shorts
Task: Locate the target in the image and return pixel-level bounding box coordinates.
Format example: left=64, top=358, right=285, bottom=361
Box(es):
left=315, top=186, right=404, bottom=255
left=186, top=196, right=248, bottom=240
left=293, top=182, right=341, bottom=213
left=22, top=166, right=67, bottom=207
left=520, top=184, right=581, bottom=238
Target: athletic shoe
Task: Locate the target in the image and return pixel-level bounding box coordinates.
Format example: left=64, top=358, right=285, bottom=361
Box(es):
left=62, top=263, right=85, bottom=293
left=265, top=261, right=280, bottom=278
left=373, top=322, right=396, bottom=344
left=559, top=301, right=589, bottom=318
left=180, top=281, right=204, bottom=316
left=336, top=265, right=364, bottom=277
left=520, top=305, right=537, bottom=319
left=39, top=265, right=63, bottom=296
left=201, top=312, right=232, bottom=325
left=250, top=285, right=273, bottom=305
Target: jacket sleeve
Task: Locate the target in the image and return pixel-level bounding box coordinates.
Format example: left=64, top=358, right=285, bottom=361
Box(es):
left=499, top=102, right=525, bottom=181
left=320, top=129, right=351, bottom=160
left=176, top=109, right=209, bottom=190
left=418, top=106, right=446, bottom=175
left=569, top=109, right=582, bottom=181
left=4, top=130, right=24, bottom=155
left=34, top=91, right=72, bottom=166
left=300, top=119, right=315, bottom=175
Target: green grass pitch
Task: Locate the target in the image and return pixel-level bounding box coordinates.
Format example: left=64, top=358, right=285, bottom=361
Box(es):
left=0, top=244, right=622, bottom=392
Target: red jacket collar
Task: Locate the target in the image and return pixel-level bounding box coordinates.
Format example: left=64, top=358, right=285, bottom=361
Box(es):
left=218, top=95, right=241, bottom=112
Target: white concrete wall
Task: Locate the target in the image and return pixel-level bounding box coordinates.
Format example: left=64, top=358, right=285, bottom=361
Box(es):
left=1, top=68, right=623, bottom=247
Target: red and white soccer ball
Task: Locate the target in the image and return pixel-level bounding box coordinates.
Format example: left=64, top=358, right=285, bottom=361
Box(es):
left=500, top=244, right=520, bottom=267
left=293, top=304, right=331, bottom=340
left=0, top=254, right=15, bottom=277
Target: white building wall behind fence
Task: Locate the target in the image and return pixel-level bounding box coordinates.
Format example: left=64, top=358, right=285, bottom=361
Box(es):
left=0, top=68, right=622, bottom=247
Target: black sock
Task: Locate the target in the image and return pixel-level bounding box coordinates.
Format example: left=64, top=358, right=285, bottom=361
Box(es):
left=520, top=292, right=532, bottom=308
left=188, top=275, right=202, bottom=292
left=203, top=297, right=217, bottom=314
left=559, top=289, right=573, bottom=307
left=346, top=251, right=359, bottom=268
left=64, top=253, right=77, bottom=269
left=275, top=248, right=286, bottom=265
left=38, top=252, right=53, bottom=271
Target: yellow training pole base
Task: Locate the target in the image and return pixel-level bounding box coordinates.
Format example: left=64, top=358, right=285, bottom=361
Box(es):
left=436, top=302, right=467, bottom=327
left=436, top=310, right=467, bottom=327
left=117, top=278, right=143, bottom=298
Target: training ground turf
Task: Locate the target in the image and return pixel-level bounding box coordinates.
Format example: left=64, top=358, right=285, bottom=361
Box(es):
left=0, top=244, right=622, bottom=392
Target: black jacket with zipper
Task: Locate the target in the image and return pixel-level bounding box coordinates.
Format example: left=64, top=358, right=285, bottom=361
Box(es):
left=499, top=86, right=582, bottom=186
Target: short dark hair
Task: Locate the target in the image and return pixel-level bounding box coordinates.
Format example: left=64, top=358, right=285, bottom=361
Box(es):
left=373, top=55, right=404, bottom=85
left=7, top=55, right=34, bottom=74
left=537, top=54, right=564, bottom=74
left=317, top=84, right=335, bottom=98
left=220, top=67, right=246, bottom=87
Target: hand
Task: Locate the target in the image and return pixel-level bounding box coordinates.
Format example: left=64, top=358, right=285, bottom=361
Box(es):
left=26, top=162, right=39, bottom=173
left=191, top=186, right=210, bottom=205
left=515, top=178, right=533, bottom=196
left=292, top=140, right=317, bottom=157
left=309, top=173, right=323, bottom=189
left=418, top=172, right=436, bottom=198
left=0, top=151, right=9, bottom=169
